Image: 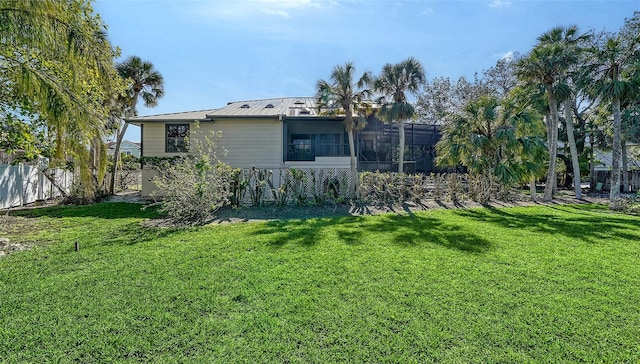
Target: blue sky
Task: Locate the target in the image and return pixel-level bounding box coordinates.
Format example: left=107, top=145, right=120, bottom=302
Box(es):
left=94, top=0, right=639, bottom=142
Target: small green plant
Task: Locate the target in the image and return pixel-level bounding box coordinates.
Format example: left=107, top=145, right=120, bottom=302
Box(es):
left=290, top=169, right=308, bottom=206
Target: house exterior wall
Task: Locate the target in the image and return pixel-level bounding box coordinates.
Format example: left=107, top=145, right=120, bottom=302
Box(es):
left=142, top=119, right=282, bottom=166
left=140, top=119, right=283, bottom=197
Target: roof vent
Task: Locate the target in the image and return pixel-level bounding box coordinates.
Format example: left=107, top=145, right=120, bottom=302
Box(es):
left=299, top=108, right=311, bottom=115
left=294, top=100, right=304, bottom=105
left=265, top=103, right=275, bottom=108
left=240, top=103, right=250, bottom=109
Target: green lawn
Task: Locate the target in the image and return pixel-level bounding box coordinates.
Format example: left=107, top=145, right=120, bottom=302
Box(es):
left=1, top=202, right=639, bottom=363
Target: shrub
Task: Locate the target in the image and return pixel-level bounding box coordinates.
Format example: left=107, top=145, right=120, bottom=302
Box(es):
left=150, top=125, right=231, bottom=225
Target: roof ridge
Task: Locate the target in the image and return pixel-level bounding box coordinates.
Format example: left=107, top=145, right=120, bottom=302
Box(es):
left=226, top=96, right=314, bottom=104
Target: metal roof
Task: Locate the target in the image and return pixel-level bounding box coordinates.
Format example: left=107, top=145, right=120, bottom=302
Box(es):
left=205, top=97, right=318, bottom=118
left=126, top=109, right=218, bottom=125
left=125, top=97, right=326, bottom=124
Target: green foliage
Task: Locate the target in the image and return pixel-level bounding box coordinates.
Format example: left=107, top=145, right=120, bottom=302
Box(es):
left=359, top=171, right=472, bottom=204
left=150, top=125, right=231, bottom=224
left=436, top=95, right=547, bottom=202
left=0, top=0, right=125, bottom=202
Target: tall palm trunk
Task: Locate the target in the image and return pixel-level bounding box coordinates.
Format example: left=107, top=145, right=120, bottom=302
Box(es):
left=564, top=99, right=582, bottom=199
left=109, top=91, right=139, bottom=194
left=610, top=97, right=622, bottom=200
left=530, top=177, right=537, bottom=201
left=544, top=84, right=559, bottom=201
left=398, top=121, right=405, bottom=173
left=622, top=142, right=629, bottom=193
left=347, top=128, right=358, bottom=196
left=109, top=122, right=129, bottom=194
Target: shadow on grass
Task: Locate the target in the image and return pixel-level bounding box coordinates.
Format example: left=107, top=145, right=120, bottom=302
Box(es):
left=10, top=202, right=161, bottom=220
left=366, top=213, right=492, bottom=252
left=97, top=221, right=180, bottom=247
left=453, top=204, right=640, bottom=244
left=254, top=216, right=365, bottom=247
left=252, top=212, right=492, bottom=253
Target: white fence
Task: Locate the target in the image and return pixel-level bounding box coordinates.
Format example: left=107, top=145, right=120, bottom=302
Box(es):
left=0, top=162, right=73, bottom=209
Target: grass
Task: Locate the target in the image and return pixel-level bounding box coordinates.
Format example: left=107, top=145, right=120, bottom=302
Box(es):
left=1, top=202, right=639, bottom=362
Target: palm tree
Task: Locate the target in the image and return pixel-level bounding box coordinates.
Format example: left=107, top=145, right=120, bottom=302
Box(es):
left=316, top=62, right=372, bottom=195
left=436, top=94, right=546, bottom=203
left=582, top=35, right=639, bottom=200
left=110, top=55, right=164, bottom=194
left=374, top=57, right=425, bottom=174
left=516, top=26, right=583, bottom=201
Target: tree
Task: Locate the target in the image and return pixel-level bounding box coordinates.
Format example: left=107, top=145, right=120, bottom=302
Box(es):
left=415, top=75, right=488, bottom=125
left=316, top=62, right=371, bottom=195
left=516, top=26, right=584, bottom=201
left=0, top=0, right=122, bottom=201
left=436, top=94, right=546, bottom=203
left=581, top=16, right=640, bottom=200
left=111, top=55, right=164, bottom=194
left=483, top=54, right=520, bottom=99
left=374, top=57, right=425, bottom=173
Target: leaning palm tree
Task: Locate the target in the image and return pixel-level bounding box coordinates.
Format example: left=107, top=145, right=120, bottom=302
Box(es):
left=110, top=55, right=164, bottom=194
left=374, top=57, right=425, bottom=173
left=516, top=26, right=582, bottom=201
left=538, top=27, right=590, bottom=200
left=581, top=33, right=639, bottom=201
left=316, top=62, right=372, bottom=195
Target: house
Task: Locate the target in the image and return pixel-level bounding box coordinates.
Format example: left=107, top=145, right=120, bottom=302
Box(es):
left=126, top=97, right=441, bottom=197
left=106, top=140, right=141, bottom=158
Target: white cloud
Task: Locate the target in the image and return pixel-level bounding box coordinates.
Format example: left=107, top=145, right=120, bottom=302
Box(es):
left=489, top=0, right=511, bottom=8
left=501, top=51, right=514, bottom=60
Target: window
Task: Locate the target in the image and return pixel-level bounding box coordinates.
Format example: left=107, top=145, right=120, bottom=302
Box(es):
left=289, top=134, right=313, bottom=161
left=166, top=124, right=189, bottom=152
left=317, top=133, right=340, bottom=156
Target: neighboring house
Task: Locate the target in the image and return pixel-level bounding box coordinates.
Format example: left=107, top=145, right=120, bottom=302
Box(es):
left=107, top=140, right=141, bottom=158
left=126, top=97, right=441, bottom=196
left=592, top=145, right=640, bottom=172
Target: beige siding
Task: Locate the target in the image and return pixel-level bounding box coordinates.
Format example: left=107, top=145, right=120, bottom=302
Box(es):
left=211, top=120, right=282, bottom=168
left=140, top=119, right=283, bottom=196
left=141, top=168, right=159, bottom=198
left=141, top=120, right=283, bottom=167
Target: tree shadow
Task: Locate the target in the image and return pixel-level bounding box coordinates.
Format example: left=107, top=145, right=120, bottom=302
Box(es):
left=96, top=221, right=181, bottom=247
left=365, top=213, right=492, bottom=253
left=253, top=216, right=365, bottom=247
left=452, top=204, right=640, bottom=244
left=252, top=212, right=492, bottom=254
left=9, top=202, right=161, bottom=220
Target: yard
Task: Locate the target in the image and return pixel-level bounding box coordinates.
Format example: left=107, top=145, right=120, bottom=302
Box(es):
left=1, top=202, right=639, bottom=362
